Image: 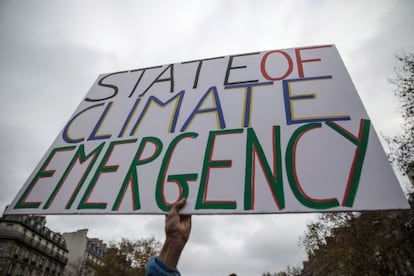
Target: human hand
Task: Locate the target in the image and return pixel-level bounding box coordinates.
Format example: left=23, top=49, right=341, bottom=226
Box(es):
left=165, top=197, right=191, bottom=245
left=159, top=198, right=192, bottom=268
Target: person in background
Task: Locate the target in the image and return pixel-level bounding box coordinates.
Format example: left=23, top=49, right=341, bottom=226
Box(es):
left=146, top=198, right=191, bottom=276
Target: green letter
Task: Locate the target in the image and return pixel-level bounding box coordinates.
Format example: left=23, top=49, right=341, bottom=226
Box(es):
left=326, top=119, right=370, bottom=207
left=286, top=123, right=340, bottom=210
left=44, top=143, right=105, bottom=209
left=244, top=126, right=284, bottom=210
left=78, top=139, right=136, bottom=210
left=156, top=133, right=198, bottom=212
left=196, top=128, right=243, bottom=210
left=112, top=137, right=162, bottom=211
left=15, top=146, right=76, bottom=209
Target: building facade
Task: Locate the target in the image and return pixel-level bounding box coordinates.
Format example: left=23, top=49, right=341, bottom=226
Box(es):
left=62, top=229, right=105, bottom=276
left=0, top=214, right=68, bottom=276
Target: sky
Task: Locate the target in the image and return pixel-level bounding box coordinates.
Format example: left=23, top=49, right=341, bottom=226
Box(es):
left=1, top=0, right=413, bottom=275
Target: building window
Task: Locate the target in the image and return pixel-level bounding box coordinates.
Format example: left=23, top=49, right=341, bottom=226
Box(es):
left=24, top=249, right=30, bottom=261
left=14, top=246, right=20, bottom=257
left=7, top=263, right=14, bottom=275
left=0, top=241, right=7, bottom=257
left=16, top=265, right=23, bottom=276
left=31, top=253, right=37, bottom=265
left=43, top=259, right=49, bottom=270
left=39, top=256, right=45, bottom=268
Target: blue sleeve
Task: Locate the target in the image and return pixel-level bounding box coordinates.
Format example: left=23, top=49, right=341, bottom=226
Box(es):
left=146, top=256, right=181, bottom=276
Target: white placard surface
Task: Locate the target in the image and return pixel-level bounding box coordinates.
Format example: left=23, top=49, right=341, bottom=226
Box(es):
left=6, top=45, right=410, bottom=214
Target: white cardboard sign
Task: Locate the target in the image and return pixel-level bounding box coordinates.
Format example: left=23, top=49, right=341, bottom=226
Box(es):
left=6, top=45, right=410, bottom=214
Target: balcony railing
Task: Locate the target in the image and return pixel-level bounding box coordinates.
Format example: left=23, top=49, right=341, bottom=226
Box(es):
left=0, top=230, right=68, bottom=264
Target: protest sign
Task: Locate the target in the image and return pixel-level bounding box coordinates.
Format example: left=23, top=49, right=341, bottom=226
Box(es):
left=6, top=45, right=410, bottom=214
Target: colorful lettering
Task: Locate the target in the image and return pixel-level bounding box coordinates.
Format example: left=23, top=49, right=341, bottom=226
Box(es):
left=282, top=76, right=351, bottom=125
left=244, top=127, right=284, bottom=210
left=77, top=139, right=136, bottom=210
left=43, top=143, right=105, bottom=209
left=286, top=123, right=340, bottom=210
left=225, top=81, right=273, bottom=128
left=63, top=103, right=105, bottom=144
left=112, top=137, right=162, bottom=211
left=156, top=132, right=198, bottom=211
left=15, top=146, right=76, bottom=209
left=130, top=90, right=185, bottom=136
left=294, top=45, right=332, bottom=78
left=261, top=50, right=294, bottom=81
left=196, top=128, right=243, bottom=210
left=181, top=86, right=226, bottom=131
left=326, top=119, right=371, bottom=207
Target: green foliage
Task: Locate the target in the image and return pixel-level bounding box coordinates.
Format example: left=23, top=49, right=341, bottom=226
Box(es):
left=263, top=265, right=302, bottom=276
left=387, top=52, right=414, bottom=175
left=95, top=236, right=161, bottom=276
left=300, top=212, right=352, bottom=255
left=300, top=208, right=414, bottom=275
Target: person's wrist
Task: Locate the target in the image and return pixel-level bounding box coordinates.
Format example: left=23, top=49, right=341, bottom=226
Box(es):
left=159, top=238, right=187, bottom=268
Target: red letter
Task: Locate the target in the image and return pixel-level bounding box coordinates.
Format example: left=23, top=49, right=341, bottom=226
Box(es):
left=261, top=50, right=293, bottom=81
left=294, top=45, right=332, bottom=78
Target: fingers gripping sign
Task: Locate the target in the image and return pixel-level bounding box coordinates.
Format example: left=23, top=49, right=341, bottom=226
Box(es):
left=165, top=198, right=192, bottom=245
left=155, top=198, right=192, bottom=271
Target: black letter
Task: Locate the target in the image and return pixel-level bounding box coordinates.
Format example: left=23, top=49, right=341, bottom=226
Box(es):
left=141, top=64, right=175, bottom=97
left=85, top=71, right=128, bottom=102
left=224, top=52, right=260, bottom=85
left=182, top=56, right=225, bottom=89
left=128, top=65, right=162, bottom=98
